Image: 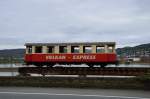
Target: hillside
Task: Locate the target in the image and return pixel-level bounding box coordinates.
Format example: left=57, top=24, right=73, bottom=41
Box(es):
left=116, top=43, right=150, bottom=57
left=0, top=49, right=25, bottom=58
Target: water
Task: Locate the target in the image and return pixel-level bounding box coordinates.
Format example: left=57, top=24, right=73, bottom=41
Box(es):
left=0, top=63, right=149, bottom=76
left=55, top=64, right=150, bottom=67
left=0, top=63, right=23, bottom=68
left=0, top=63, right=23, bottom=76
left=0, top=72, right=18, bottom=76
left=108, top=64, right=150, bottom=67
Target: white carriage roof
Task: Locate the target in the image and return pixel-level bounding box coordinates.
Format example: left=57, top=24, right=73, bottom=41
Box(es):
left=25, top=42, right=116, bottom=46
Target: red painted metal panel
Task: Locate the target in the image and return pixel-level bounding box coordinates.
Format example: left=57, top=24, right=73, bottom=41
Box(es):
left=25, top=53, right=117, bottom=63
left=107, top=54, right=117, bottom=62
left=25, top=54, right=32, bottom=62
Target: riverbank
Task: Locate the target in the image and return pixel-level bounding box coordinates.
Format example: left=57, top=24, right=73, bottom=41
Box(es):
left=0, top=75, right=149, bottom=90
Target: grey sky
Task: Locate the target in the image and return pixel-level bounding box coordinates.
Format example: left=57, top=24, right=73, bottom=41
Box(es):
left=0, top=0, right=150, bottom=49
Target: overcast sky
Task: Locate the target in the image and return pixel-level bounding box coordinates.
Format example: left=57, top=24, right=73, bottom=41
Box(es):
left=0, top=0, right=150, bottom=49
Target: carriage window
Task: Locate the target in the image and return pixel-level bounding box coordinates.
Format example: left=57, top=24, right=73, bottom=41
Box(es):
left=108, top=46, right=113, bottom=53
left=59, top=46, right=67, bottom=53
left=35, top=46, right=42, bottom=53
left=71, top=46, right=79, bottom=53
left=47, top=46, right=54, bottom=53
left=27, top=46, right=32, bottom=54
left=83, top=46, right=92, bottom=53
left=96, top=46, right=105, bottom=53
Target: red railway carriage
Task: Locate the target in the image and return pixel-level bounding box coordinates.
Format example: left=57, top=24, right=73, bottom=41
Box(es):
left=24, top=42, right=118, bottom=67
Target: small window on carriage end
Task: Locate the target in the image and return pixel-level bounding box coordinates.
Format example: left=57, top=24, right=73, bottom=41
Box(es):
left=96, top=46, right=105, bottom=53
left=108, top=46, right=113, bottom=53
left=35, top=46, right=42, bottom=53
left=27, top=46, right=32, bottom=54
left=83, top=46, right=92, bottom=53
left=47, top=46, right=54, bottom=53
left=71, top=46, right=79, bottom=53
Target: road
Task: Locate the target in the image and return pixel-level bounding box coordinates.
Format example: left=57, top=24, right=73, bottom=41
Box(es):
left=0, top=87, right=149, bottom=99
